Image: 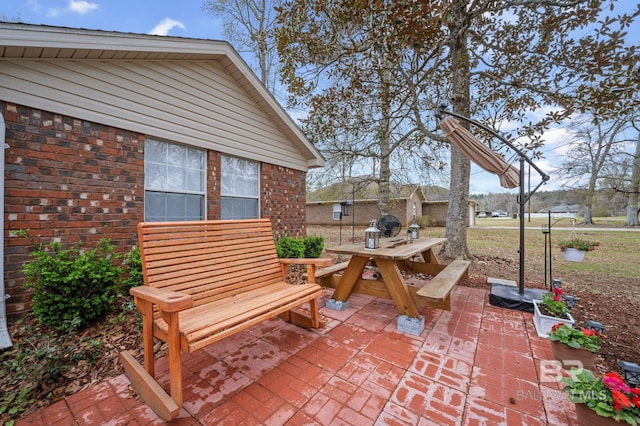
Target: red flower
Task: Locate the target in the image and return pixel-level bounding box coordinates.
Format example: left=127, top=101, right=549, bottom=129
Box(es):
left=581, top=328, right=596, bottom=336
left=632, top=396, right=640, bottom=408
left=604, top=372, right=632, bottom=393
left=604, top=372, right=625, bottom=383
left=553, top=295, right=561, bottom=302
left=553, top=287, right=564, bottom=296
left=551, top=323, right=564, bottom=332
left=611, top=389, right=631, bottom=410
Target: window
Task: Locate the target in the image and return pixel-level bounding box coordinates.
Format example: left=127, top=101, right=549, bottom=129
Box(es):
left=144, top=139, right=205, bottom=221
left=221, top=155, right=259, bottom=219
left=333, top=204, right=341, bottom=221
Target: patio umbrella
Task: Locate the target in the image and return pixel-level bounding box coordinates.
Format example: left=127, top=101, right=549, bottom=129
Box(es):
left=440, top=117, right=520, bottom=189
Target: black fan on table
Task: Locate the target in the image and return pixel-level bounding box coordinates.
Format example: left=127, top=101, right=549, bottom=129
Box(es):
left=377, top=214, right=402, bottom=238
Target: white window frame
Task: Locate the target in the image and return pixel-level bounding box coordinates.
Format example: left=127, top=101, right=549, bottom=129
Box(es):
left=333, top=204, right=342, bottom=221
left=143, top=138, right=206, bottom=221
left=220, top=155, right=260, bottom=219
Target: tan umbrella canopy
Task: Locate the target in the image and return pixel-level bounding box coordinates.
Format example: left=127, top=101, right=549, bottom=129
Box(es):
left=440, top=117, right=520, bottom=189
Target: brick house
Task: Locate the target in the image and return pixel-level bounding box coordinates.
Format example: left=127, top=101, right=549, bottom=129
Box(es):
left=306, top=183, right=478, bottom=228
left=0, top=23, right=325, bottom=321
left=306, top=184, right=426, bottom=227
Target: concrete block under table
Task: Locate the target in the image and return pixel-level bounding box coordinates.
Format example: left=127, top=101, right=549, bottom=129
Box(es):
left=325, top=299, right=350, bottom=311
left=397, top=315, right=425, bottom=336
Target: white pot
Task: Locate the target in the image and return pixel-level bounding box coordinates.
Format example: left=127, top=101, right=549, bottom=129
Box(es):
left=562, top=248, right=586, bottom=262
left=532, top=299, right=575, bottom=338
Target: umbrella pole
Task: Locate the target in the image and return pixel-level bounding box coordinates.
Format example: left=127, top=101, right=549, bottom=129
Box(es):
left=436, top=106, right=552, bottom=305
left=518, top=156, right=526, bottom=295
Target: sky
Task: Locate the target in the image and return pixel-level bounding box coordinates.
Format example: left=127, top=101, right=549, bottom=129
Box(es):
left=1, top=0, right=223, bottom=39
left=1, top=1, right=637, bottom=195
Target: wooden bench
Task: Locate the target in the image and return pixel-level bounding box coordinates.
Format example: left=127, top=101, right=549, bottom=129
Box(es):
left=315, top=260, right=350, bottom=282
left=119, top=219, right=332, bottom=420
left=416, top=259, right=471, bottom=310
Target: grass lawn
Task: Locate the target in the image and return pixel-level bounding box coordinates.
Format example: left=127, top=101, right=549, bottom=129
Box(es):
left=312, top=216, right=640, bottom=299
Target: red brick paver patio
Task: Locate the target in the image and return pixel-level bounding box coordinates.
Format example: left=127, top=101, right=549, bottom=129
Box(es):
left=17, top=286, right=580, bottom=425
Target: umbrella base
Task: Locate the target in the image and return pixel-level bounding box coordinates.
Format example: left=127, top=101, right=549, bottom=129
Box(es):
left=489, top=284, right=546, bottom=313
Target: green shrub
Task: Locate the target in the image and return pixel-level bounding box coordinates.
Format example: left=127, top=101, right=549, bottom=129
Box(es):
left=415, top=215, right=434, bottom=228
left=120, top=245, right=143, bottom=292
left=275, top=235, right=305, bottom=258
left=303, top=235, right=325, bottom=258
left=19, top=230, right=122, bottom=332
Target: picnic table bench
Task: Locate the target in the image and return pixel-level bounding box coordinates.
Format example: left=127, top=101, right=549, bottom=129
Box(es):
left=119, top=219, right=332, bottom=420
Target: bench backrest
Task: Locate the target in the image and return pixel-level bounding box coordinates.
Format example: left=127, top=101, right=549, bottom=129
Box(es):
left=137, top=219, right=283, bottom=307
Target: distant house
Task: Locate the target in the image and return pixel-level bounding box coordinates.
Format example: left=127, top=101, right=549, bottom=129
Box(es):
left=548, top=204, right=581, bottom=216
left=306, top=181, right=478, bottom=227
left=0, top=23, right=325, bottom=319
left=306, top=183, right=426, bottom=227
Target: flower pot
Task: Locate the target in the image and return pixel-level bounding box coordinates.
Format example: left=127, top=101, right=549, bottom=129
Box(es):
left=532, top=300, right=575, bottom=338
left=550, top=340, right=596, bottom=369
left=562, top=248, right=586, bottom=262
left=574, top=402, right=620, bottom=426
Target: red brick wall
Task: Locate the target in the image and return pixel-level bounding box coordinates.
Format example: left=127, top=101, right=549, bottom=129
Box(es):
left=261, top=163, right=307, bottom=239
left=207, top=151, right=221, bottom=219
left=3, top=102, right=146, bottom=319
left=2, top=102, right=309, bottom=319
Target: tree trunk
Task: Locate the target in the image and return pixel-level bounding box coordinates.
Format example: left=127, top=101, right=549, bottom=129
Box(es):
left=625, top=131, right=640, bottom=226
left=440, top=0, right=471, bottom=259
left=582, top=204, right=593, bottom=225
left=377, top=71, right=392, bottom=218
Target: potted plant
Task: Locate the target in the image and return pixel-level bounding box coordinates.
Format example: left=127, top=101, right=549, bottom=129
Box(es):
left=559, top=238, right=600, bottom=262
left=533, top=287, right=575, bottom=338
left=562, top=369, right=640, bottom=426
left=547, top=323, right=604, bottom=369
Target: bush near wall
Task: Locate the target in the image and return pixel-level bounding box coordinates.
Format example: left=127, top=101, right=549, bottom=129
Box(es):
left=275, top=235, right=325, bottom=259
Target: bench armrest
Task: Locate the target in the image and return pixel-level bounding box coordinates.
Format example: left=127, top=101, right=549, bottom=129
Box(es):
left=130, top=286, right=194, bottom=313
left=279, top=257, right=333, bottom=284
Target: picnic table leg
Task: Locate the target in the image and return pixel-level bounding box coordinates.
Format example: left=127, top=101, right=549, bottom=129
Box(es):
left=375, top=259, right=421, bottom=319
left=421, top=248, right=441, bottom=264
left=331, top=255, right=369, bottom=302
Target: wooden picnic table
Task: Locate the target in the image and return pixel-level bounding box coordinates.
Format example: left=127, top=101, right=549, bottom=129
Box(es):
left=322, top=237, right=469, bottom=317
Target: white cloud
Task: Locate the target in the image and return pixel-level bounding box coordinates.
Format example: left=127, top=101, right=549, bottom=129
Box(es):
left=68, top=0, right=98, bottom=14
left=46, top=8, right=62, bottom=17
left=27, top=0, right=43, bottom=12
left=149, top=18, right=186, bottom=36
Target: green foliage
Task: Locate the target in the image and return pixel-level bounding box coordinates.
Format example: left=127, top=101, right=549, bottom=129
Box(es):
left=540, top=288, right=570, bottom=318
left=559, top=238, right=600, bottom=252
left=275, top=235, right=305, bottom=258
left=548, top=323, right=604, bottom=353
left=415, top=215, right=434, bottom=228
left=303, top=235, right=325, bottom=258
left=276, top=235, right=325, bottom=258
left=120, top=246, right=143, bottom=291
left=0, top=318, right=103, bottom=422
left=19, top=230, right=122, bottom=332
left=562, top=369, right=640, bottom=425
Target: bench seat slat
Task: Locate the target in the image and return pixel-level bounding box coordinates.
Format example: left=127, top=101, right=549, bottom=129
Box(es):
left=416, top=259, right=470, bottom=301
left=162, top=283, right=322, bottom=351
left=315, top=261, right=350, bottom=279
left=155, top=282, right=320, bottom=336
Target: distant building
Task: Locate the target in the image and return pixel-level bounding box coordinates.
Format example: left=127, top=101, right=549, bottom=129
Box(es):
left=547, top=204, right=581, bottom=217
left=306, top=181, right=478, bottom=227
